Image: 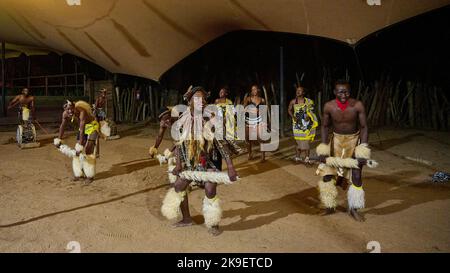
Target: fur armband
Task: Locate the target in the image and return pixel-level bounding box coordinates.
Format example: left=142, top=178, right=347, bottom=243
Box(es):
left=75, top=143, right=84, bottom=153
left=316, top=143, right=331, bottom=156
left=54, top=138, right=62, bottom=146
left=149, top=146, right=158, bottom=157
left=355, top=143, right=371, bottom=159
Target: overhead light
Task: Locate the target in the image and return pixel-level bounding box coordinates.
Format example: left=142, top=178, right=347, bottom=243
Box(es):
left=366, top=0, right=381, bottom=6
left=66, top=0, right=81, bottom=6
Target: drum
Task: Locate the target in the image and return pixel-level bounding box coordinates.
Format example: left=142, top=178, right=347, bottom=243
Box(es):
left=16, top=125, right=23, bottom=145
left=16, top=122, right=37, bottom=145
left=100, top=120, right=111, bottom=137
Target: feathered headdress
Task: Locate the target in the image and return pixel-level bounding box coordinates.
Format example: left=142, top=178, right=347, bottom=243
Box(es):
left=75, top=100, right=94, bottom=118
left=183, top=85, right=210, bottom=102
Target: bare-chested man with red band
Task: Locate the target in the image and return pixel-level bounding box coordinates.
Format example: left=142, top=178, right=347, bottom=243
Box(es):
left=316, top=79, right=371, bottom=222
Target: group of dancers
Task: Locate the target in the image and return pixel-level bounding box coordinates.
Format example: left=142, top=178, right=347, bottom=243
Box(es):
left=49, top=79, right=376, bottom=236
left=146, top=81, right=374, bottom=234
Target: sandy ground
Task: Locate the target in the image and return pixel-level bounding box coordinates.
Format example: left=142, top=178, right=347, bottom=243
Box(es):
left=0, top=124, right=449, bottom=253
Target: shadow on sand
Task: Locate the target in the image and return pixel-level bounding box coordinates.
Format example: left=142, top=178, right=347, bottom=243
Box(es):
left=96, top=158, right=159, bottom=180
left=0, top=183, right=167, bottom=228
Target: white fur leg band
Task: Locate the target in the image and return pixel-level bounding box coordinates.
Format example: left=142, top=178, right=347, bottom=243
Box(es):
left=72, top=157, right=83, bottom=178
left=316, top=143, right=330, bottom=156
left=348, top=184, right=365, bottom=209
left=202, top=196, right=222, bottom=228
left=82, top=154, right=96, bottom=179
left=75, top=143, right=84, bottom=153
left=318, top=179, right=338, bottom=209
left=161, top=188, right=185, bottom=220
left=58, top=144, right=77, bottom=158
left=355, top=143, right=371, bottom=159
left=179, top=171, right=237, bottom=185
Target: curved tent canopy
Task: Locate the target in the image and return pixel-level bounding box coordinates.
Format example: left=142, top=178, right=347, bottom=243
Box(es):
left=0, top=0, right=448, bottom=80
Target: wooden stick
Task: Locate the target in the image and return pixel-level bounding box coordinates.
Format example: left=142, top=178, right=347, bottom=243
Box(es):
left=34, top=119, right=49, bottom=135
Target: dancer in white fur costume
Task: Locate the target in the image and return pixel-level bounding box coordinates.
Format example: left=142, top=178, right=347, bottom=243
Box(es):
left=161, top=86, right=238, bottom=236
left=54, top=100, right=100, bottom=184
left=316, top=79, right=375, bottom=222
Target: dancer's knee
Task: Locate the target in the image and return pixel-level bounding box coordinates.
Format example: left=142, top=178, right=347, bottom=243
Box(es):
left=174, top=178, right=189, bottom=192
left=204, top=182, right=217, bottom=199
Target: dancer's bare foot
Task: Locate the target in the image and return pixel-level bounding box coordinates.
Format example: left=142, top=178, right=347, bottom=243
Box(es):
left=72, top=177, right=82, bottom=182
left=349, top=209, right=365, bottom=222
left=84, top=178, right=94, bottom=184
left=320, top=208, right=336, bottom=216
left=304, top=159, right=315, bottom=168
left=172, top=219, right=193, bottom=228
left=304, top=157, right=312, bottom=165
left=208, top=226, right=221, bottom=236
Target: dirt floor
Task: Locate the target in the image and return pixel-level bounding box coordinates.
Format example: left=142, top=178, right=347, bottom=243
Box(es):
left=0, top=124, right=449, bottom=253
